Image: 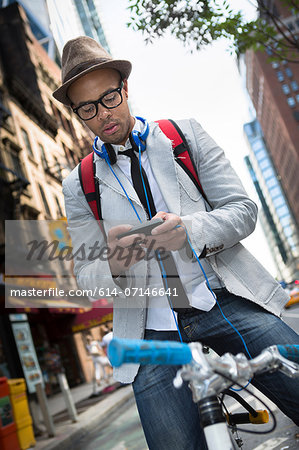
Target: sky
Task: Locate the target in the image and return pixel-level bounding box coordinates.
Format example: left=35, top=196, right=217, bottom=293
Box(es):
left=98, top=0, right=277, bottom=277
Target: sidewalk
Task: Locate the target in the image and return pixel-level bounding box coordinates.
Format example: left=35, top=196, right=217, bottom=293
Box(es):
left=30, top=380, right=134, bottom=450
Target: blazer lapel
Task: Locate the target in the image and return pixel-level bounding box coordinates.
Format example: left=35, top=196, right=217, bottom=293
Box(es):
left=147, top=122, right=181, bottom=216
left=94, top=155, right=143, bottom=209
left=93, top=121, right=181, bottom=217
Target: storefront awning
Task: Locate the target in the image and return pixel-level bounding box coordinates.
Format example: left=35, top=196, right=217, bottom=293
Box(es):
left=70, top=298, right=113, bottom=332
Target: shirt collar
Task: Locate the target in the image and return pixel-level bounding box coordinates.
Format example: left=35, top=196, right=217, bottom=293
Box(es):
left=95, top=117, right=143, bottom=156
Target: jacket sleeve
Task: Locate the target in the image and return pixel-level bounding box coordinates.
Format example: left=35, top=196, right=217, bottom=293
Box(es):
left=180, top=118, right=258, bottom=258
left=62, top=167, right=143, bottom=299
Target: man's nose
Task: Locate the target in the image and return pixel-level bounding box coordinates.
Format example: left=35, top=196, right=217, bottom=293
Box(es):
left=96, top=104, right=112, bottom=120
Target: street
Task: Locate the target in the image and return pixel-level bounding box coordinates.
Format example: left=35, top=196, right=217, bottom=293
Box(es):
left=281, top=300, right=299, bottom=334
left=73, top=303, right=299, bottom=450
left=73, top=396, right=147, bottom=450
left=72, top=394, right=299, bottom=450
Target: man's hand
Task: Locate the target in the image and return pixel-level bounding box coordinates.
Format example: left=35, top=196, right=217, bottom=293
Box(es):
left=142, top=212, right=187, bottom=252
left=107, top=225, right=146, bottom=277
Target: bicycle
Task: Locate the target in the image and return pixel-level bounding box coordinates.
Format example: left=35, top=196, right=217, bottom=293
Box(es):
left=108, top=339, right=299, bottom=450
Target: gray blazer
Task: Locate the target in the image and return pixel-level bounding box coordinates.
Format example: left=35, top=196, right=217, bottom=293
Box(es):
left=63, top=119, right=289, bottom=383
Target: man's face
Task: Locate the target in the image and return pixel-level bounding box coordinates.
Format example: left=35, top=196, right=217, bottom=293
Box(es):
left=68, top=68, right=134, bottom=145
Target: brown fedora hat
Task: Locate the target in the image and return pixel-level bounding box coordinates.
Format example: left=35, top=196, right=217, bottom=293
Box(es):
left=53, top=36, right=132, bottom=106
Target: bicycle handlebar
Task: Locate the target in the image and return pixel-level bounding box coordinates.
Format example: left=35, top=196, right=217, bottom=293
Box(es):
left=108, top=338, right=192, bottom=367
left=108, top=339, right=299, bottom=449
left=108, top=339, right=299, bottom=368
left=277, top=344, right=299, bottom=363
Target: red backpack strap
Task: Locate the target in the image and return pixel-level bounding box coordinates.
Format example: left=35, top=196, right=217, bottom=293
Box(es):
left=155, top=119, right=209, bottom=204
left=78, top=152, right=107, bottom=239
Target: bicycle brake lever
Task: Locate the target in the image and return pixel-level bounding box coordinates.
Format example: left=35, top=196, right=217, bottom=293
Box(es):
left=266, top=346, right=299, bottom=378
left=173, top=370, right=184, bottom=388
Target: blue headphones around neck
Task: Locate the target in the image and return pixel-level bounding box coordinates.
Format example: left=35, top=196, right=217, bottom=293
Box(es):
left=92, top=116, right=149, bottom=165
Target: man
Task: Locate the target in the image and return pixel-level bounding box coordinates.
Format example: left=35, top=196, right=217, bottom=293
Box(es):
left=100, top=323, right=113, bottom=350
left=53, top=36, right=299, bottom=449
left=85, top=333, right=110, bottom=386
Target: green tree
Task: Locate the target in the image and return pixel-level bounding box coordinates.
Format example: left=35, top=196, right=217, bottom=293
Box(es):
left=127, top=0, right=299, bottom=62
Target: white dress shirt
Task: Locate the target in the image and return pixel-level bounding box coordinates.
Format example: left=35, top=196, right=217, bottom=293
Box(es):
left=96, top=118, right=221, bottom=330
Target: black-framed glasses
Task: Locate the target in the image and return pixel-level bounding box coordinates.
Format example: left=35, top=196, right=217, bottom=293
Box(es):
left=73, top=82, right=124, bottom=120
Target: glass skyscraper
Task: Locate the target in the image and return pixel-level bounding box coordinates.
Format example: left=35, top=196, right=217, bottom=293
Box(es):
left=46, top=0, right=110, bottom=55
left=244, top=120, right=299, bottom=282
left=0, top=0, right=110, bottom=60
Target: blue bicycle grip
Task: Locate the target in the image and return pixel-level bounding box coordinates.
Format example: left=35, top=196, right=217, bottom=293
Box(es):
left=108, top=338, right=192, bottom=367
left=277, top=345, right=299, bottom=363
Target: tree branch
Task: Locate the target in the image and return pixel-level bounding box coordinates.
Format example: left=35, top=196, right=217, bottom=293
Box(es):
left=288, top=0, right=299, bottom=11
left=258, top=0, right=299, bottom=48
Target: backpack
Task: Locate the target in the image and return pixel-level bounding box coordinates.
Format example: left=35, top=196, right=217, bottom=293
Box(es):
left=78, top=119, right=208, bottom=238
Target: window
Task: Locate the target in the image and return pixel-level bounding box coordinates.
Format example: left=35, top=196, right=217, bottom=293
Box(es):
left=287, top=236, right=296, bottom=248
left=276, top=205, right=289, bottom=218
left=273, top=195, right=285, bottom=208
left=38, top=184, right=51, bottom=216
left=282, top=84, right=290, bottom=94
left=10, top=152, right=25, bottom=178
left=285, top=68, right=293, bottom=78
left=269, top=186, right=281, bottom=198
left=53, top=156, right=62, bottom=181
left=280, top=215, right=290, bottom=227
left=66, top=119, right=77, bottom=139
left=50, top=102, right=60, bottom=122
left=266, top=177, right=278, bottom=189
left=252, top=141, right=262, bottom=152
left=55, top=196, right=63, bottom=217
left=51, top=103, right=69, bottom=133
left=263, top=167, right=274, bottom=179
left=62, top=143, right=78, bottom=169
left=290, top=80, right=298, bottom=91
left=69, top=149, right=78, bottom=166
left=255, top=148, right=267, bottom=161
left=283, top=225, right=293, bottom=238
left=276, top=71, right=284, bottom=82
left=293, top=111, right=299, bottom=122
left=21, top=128, right=34, bottom=158
left=271, top=61, right=279, bottom=69
left=287, top=22, right=295, bottom=31
left=39, top=144, right=48, bottom=170
left=287, top=97, right=296, bottom=107
left=259, top=159, right=270, bottom=170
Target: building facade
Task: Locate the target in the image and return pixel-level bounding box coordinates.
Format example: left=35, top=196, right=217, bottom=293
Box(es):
left=244, top=120, right=299, bottom=282
left=244, top=1, right=299, bottom=229
left=0, top=3, right=112, bottom=392
left=45, top=0, right=110, bottom=57
left=0, top=0, right=61, bottom=63
left=0, top=0, right=110, bottom=60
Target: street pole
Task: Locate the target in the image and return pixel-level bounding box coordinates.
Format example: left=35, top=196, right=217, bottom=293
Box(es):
left=57, top=372, right=79, bottom=422
left=35, top=382, right=55, bottom=437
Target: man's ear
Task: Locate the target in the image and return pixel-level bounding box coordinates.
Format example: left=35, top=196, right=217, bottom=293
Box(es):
left=123, top=79, right=129, bottom=99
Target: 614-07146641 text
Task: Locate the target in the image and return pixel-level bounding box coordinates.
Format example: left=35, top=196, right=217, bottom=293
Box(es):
left=100, top=287, right=179, bottom=297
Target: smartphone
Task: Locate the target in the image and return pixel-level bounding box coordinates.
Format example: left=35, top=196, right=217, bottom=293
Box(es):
left=117, top=218, right=163, bottom=240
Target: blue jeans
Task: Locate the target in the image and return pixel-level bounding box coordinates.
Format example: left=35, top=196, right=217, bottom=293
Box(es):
left=132, top=290, right=299, bottom=450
